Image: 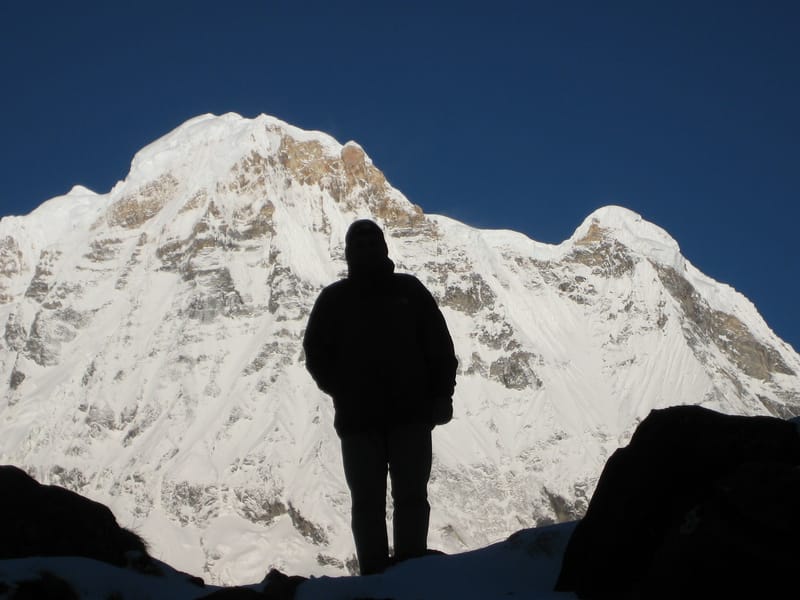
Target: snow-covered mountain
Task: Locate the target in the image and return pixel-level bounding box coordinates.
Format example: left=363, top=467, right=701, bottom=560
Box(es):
left=1, top=112, right=798, bottom=585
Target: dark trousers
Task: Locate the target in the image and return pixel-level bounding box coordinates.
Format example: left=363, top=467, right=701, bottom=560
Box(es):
left=340, top=423, right=432, bottom=575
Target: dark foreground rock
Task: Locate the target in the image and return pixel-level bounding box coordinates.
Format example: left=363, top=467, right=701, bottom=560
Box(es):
left=555, top=405, right=800, bottom=599
left=197, top=569, right=307, bottom=599
left=0, top=465, right=305, bottom=599
left=0, top=570, right=79, bottom=600
left=0, top=465, right=151, bottom=569
left=642, top=460, right=800, bottom=599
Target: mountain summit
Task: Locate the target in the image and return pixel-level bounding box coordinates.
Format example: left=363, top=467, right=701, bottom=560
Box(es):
left=1, top=113, right=798, bottom=584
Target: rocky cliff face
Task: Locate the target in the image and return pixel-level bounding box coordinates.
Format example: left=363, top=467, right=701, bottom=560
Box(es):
left=1, top=113, right=798, bottom=584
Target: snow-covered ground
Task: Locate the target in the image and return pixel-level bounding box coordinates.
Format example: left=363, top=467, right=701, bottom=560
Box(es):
left=0, top=522, right=577, bottom=599
left=297, top=522, right=577, bottom=600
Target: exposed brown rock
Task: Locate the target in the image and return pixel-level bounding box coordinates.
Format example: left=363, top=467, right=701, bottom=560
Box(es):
left=107, top=174, right=179, bottom=229
left=276, top=135, right=424, bottom=230
left=180, top=189, right=209, bottom=213
left=3, top=311, right=27, bottom=352
left=489, top=351, right=542, bottom=390
left=234, top=488, right=287, bottom=526
left=223, top=151, right=274, bottom=196
left=575, top=222, right=609, bottom=246
left=477, top=315, right=516, bottom=350
left=656, top=264, right=794, bottom=380
left=9, top=368, right=25, bottom=390
left=160, top=480, right=221, bottom=527
left=287, top=503, right=329, bottom=545
left=0, top=236, right=24, bottom=304
left=567, top=238, right=636, bottom=278
left=235, top=200, right=276, bottom=240
left=23, top=308, right=91, bottom=367
left=278, top=137, right=334, bottom=187
left=84, top=238, right=123, bottom=262
left=463, top=351, right=488, bottom=376
left=340, top=143, right=365, bottom=174
left=442, top=273, right=496, bottom=314
left=24, top=250, right=61, bottom=302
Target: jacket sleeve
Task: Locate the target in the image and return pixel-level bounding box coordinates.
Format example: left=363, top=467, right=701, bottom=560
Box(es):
left=303, top=286, right=340, bottom=397
left=415, top=279, right=458, bottom=399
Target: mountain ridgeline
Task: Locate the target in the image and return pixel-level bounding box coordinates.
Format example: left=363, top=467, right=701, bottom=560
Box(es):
left=1, top=113, right=798, bottom=584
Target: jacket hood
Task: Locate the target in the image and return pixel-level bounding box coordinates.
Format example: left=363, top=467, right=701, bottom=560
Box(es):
left=345, top=219, right=394, bottom=281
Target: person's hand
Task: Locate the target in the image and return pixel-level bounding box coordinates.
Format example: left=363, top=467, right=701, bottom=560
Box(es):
left=430, top=396, right=453, bottom=426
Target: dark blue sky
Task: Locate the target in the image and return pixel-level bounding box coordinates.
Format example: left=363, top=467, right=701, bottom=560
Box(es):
left=1, top=1, right=799, bottom=350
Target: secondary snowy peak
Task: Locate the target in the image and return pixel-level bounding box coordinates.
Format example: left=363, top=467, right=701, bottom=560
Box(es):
left=568, top=206, right=683, bottom=270
left=564, top=207, right=796, bottom=388
left=1, top=112, right=799, bottom=585
left=66, top=184, right=98, bottom=196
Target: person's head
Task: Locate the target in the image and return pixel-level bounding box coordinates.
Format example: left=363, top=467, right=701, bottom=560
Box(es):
left=345, top=219, right=391, bottom=279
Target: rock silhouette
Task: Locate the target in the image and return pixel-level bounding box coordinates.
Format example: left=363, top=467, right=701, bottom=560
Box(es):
left=0, top=465, right=150, bottom=569
left=555, top=405, right=800, bottom=598
left=0, top=465, right=305, bottom=598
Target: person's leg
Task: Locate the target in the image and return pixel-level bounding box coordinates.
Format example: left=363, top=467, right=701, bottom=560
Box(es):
left=387, top=423, right=432, bottom=562
left=340, top=431, right=390, bottom=575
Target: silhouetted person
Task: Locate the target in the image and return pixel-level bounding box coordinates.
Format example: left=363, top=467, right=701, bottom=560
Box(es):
left=303, top=219, right=457, bottom=575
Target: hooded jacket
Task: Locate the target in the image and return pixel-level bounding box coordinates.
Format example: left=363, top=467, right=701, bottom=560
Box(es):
left=303, top=220, right=457, bottom=436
